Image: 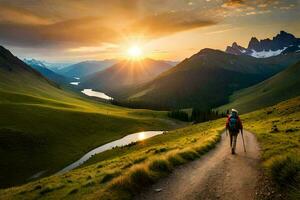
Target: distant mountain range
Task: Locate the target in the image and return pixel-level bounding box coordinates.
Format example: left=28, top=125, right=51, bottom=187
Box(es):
left=226, top=31, right=300, bottom=58
left=23, top=58, right=73, bottom=70
left=57, top=60, right=117, bottom=78
left=24, top=58, right=71, bottom=85
left=8, top=30, right=300, bottom=112
left=122, top=48, right=300, bottom=109
left=81, top=58, right=173, bottom=94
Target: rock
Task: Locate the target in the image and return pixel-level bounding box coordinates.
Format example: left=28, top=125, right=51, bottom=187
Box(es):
left=154, top=188, right=162, bottom=192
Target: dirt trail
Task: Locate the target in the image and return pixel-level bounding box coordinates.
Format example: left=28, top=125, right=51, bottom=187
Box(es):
left=136, top=130, right=261, bottom=200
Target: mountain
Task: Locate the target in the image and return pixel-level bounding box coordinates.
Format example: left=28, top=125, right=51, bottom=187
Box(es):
left=0, top=45, right=175, bottom=188
left=124, top=48, right=300, bottom=110
left=24, top=58, right=71, bottom=85
left=57, top=60, right=117, bottom=78
left=0, top=47, right=57, bottom=92
left=226, top=31, right=300, bottom=58
left=23, top=58, right=73, bottom=71
left=164, top=60, right=180, bottom=66
left=217, top=61, right=300, bottom=113
left=81, top=58, right=173, bottom=94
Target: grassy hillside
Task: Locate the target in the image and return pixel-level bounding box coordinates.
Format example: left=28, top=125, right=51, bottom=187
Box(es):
left=0, top=117, right=225, bottom=200
left=126, top=49, right=300, bottom=110
left=218, top=61, right=300, bottom=113
left=1, top=96, right=300, bottom=199
left=243, top=96, right=300, bottom=199
left=0, top=46, right=179, bottom=188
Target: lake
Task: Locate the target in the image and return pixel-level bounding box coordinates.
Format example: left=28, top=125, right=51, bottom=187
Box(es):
left=58, top=131, right=165, bottom=174
left=81, top=89, right=113, bottom=100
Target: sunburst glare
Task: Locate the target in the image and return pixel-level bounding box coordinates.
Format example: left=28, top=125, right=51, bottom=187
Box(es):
left=127, top=45, right=143, bottom=59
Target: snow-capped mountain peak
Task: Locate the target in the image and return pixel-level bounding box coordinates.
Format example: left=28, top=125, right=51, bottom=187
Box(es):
left=226, top=31, right=300, bottom=58
left=23, top=58, right=47, bottom=68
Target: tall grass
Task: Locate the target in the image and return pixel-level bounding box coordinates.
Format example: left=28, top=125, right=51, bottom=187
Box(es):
left=0, top=117, right=224, bottom=200
left=107, top=133, right=221, bottom=199
left=243, top=97, right=300, bottom=199
left=269, top=154, right=300, bottom=199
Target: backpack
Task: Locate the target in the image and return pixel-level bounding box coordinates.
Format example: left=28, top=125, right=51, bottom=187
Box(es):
left=229, top=115, right=239, bottom=132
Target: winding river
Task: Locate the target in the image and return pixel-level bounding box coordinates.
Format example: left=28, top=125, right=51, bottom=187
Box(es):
left=58, top=131, right=165, bottom=174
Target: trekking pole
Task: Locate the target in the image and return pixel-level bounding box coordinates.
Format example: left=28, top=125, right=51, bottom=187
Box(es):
left=241, top=129, right=246, bottom=152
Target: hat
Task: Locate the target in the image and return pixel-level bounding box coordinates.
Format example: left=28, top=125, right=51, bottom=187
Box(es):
left=231, top=109, right=238, bottom=114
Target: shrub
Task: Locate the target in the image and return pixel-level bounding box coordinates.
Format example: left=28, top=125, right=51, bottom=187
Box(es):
left=270, top=155, right=300, bottom=187
left=133, top=157, right=146, bottom=164
left=110, top=166, right=154, bottom=193
left=39, top=186, right=54, bottom=195
left=148, top=159, right=172, bottom=173
left=154, top=147, right=168, bottom=154
left=82, top=180, right=95, bottom=187
left=129, top=167, right=154, bottom=187
left=100, top=172, right=120, bottom=184
left=167, top=153, right=186, bottom=166
left=68, top=188, right=79, bottom=195
left=178, top=149, right=199, bottom=161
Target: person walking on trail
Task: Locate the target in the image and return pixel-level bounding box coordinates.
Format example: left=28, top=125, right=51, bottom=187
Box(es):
left=226, top=109, right=243, bottom=154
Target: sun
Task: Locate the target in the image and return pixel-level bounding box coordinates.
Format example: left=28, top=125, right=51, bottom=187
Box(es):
left=127, top=45, right=143, bottom=59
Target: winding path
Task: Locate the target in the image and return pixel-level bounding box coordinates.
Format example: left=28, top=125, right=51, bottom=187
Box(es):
left=136, top=130, right=261, bottom=200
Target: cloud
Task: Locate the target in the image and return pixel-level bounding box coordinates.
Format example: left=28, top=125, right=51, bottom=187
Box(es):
left=0, top=17, right=120, bottom=47
left=0, top=8, right=216, bottom=48
left=0, top=4, right=51, bottom=25
left=0, top=0, right=298, bottom=60
left=128, top=11, right=217, bottom=38
left=67, top=43, right=119, bottom=53
left=222, top=0, right=245, bottom=8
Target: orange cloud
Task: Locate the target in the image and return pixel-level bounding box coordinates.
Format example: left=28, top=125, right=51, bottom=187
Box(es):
left=0, top=17, right=120, bottom=47
left=0, top=8, right=216, bottom=48
left=128, top=11, right=217, bottom=38
left=0, top=4, right=50, bottom=25
left=222, top=0, right=245, bottom=8
left=0, top=0, right=298, bottom=61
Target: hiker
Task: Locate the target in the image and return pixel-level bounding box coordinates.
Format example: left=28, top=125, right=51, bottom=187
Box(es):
left=226, top=109, right=243, bottom=154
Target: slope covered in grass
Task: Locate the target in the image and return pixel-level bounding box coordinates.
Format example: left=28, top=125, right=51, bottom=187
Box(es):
left=1, top=94, right=299, bottom=199
left=218, top=61, right=300, bottom=113
left=0, top=118, right=225, bottom=199
left=243, top=96, right=300, bottom=199
left=0, top=46, right=178, bottom=188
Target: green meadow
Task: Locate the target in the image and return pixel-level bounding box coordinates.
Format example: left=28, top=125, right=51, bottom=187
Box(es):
left=1, top=54, right=299, bottom=199
left=1, top=96, right=299, bottom=199
left=243, top=96, right=300, bottom=199
left=0, top=68, right=182, bottom=188
left=0, top=115, right=224, bottom=199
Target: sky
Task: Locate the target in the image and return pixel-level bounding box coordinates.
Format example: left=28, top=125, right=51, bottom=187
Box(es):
left=0, top=0, right=299, bottom=62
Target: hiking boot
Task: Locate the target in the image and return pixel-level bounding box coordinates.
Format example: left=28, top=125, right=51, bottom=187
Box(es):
left=231, top=148, right=235, bottom=154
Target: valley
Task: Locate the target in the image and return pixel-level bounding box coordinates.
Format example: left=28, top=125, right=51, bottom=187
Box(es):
left=0, top=46, right=181, bottom=188
left=1, top=96, right=299, bottom=200
left=1, top=28, right=300, bottom=200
